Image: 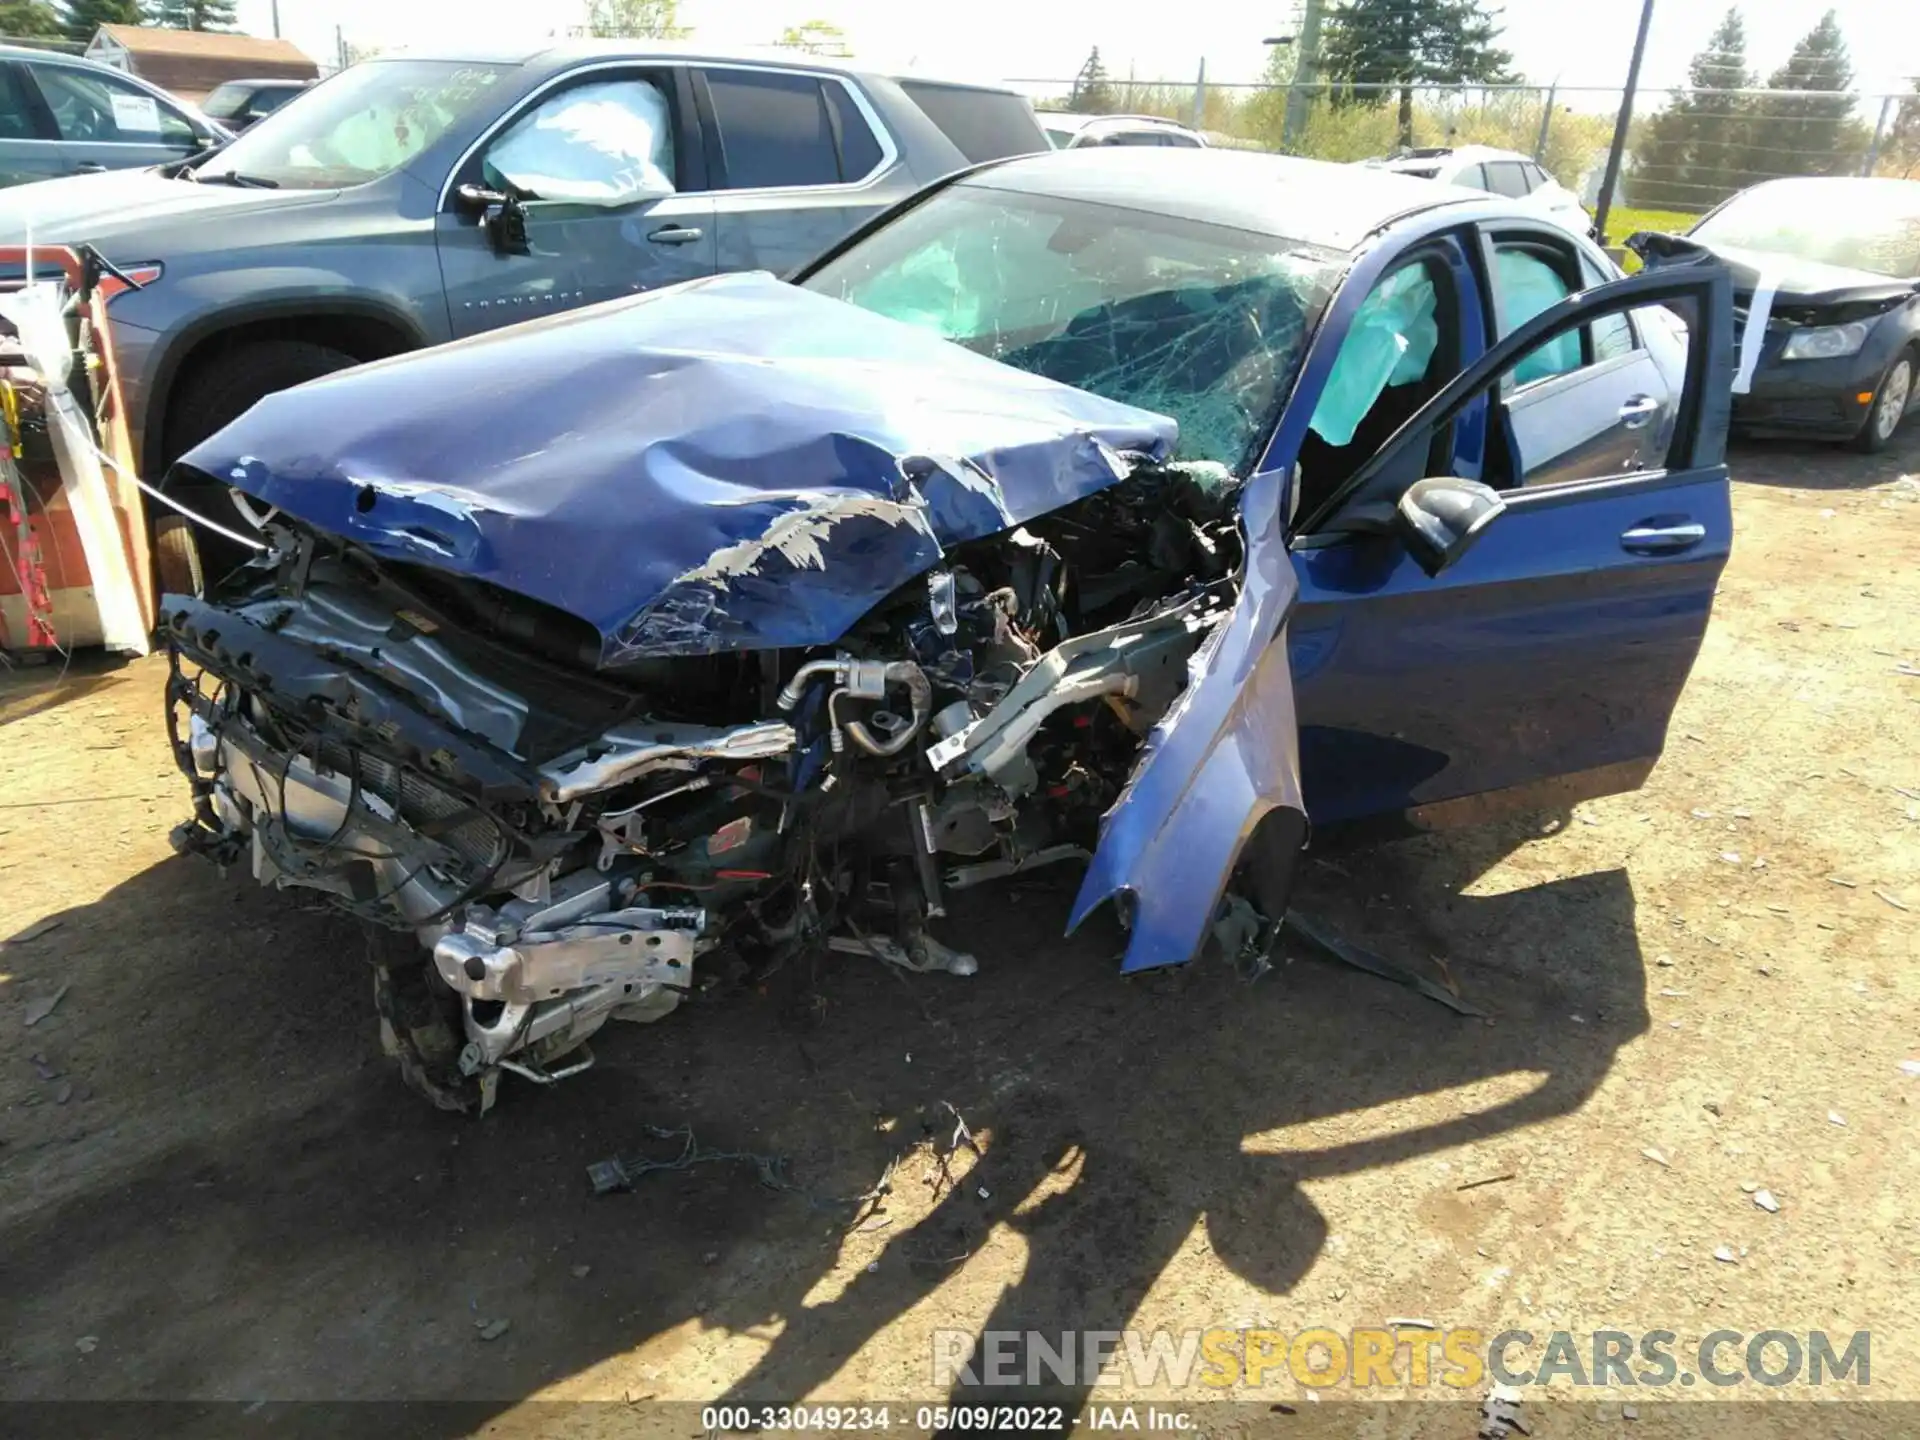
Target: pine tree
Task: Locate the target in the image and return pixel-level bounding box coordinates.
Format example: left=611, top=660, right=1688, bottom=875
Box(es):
left=0, top=0, right=63, bottom=38
left=149, top=0, right=239, bottom=30
left=61, top=0, right=147, bottom=44
left=1742, top=10, right=1868, bottom=184
left=1319, top=0, right=1514, bottom=148
left=1630, top=8, right=1753, bottom=211
left=1069, top=47, right=1114, bottom=115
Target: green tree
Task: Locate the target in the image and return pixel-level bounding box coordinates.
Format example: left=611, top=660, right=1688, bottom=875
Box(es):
left=149, top=0, right=239, bottom=30
left=585, top=0, right=689, bottom=40
left=1742, top=10, right=1868, bottom=184
left=774, top=19, right=849, bottom=56
left=1240, top=39, right=1298, bottom=151
left=59, top=0, right=146, bottom=44
left=1630, top=8, right=1754, bottom=211
left=0, top=0, right=64, bottom=37
left=1068, top=46, right=1114, bottom=115
left=1319, top=0, right=1514, bottom=148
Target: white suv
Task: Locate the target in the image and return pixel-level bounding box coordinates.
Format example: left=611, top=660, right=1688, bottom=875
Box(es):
left=1369, top=145, right=1589, bottom=227
left=1040, top=113, right=1207, bottom=149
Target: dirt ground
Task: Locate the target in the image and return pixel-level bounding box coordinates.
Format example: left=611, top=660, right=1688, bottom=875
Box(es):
left=2, top=435, right=1917, bottom=1435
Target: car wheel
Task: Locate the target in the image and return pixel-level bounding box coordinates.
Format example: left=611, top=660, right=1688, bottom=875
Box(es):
left=1852, top=351, right=1914, bottom=454
left=161, top=340, right=360, bottom=587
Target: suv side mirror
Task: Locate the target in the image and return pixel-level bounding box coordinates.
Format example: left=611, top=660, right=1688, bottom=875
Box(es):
left=1395, top=476, right=1505, bottom=576
left=455, top=183, right=532, bottom=257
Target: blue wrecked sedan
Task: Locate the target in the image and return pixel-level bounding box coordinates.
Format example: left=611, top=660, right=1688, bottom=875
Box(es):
left=159, top=150, right=1736, bottom=1110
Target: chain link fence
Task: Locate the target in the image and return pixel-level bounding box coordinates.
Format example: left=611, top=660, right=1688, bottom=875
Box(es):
left=1010, top=77, right=1917, bottom=225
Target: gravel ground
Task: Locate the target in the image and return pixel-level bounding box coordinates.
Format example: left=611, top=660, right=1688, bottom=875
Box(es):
left=2, top=435, right=1916, bottom=1436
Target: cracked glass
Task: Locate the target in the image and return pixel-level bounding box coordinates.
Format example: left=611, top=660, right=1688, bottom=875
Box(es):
left=807, top=186, right=1343, bottom=472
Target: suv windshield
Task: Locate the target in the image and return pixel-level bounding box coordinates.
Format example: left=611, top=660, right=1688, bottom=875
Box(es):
left=201, top=60, right=510, bottom=189
left=201, top=82, right=254, bottom=120
left=1692, top=178, right=1920, bottom=279
left=804, top=183, right=1341, bottom=469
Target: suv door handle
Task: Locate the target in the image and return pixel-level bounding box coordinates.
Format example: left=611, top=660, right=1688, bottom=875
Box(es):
left=647, top=225, right=703, bottom=246
left=1621, top=520, right=1705, bottom=556
left=72, top=162, right=107, bottom=173
left=1619, top=394, right=1660, bottom=430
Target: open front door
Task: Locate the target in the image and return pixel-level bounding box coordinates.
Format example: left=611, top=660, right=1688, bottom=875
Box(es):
left=1287, top=260, right=1737, bottom=830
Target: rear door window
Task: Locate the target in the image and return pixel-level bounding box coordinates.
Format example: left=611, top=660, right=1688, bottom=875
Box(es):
left=704, top=69, right=865, bottom=188
left=897, top=80, right=1047, bottom=163
left=1483, top=160, right=1532, bottom=198
left=1493, top=247, right=1581, bottom=383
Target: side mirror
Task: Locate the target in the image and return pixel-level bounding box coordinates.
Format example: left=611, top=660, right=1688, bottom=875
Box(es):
left=454, top=183, right=531, bottom=257
left=1394, top=476, right=1505, bottom=577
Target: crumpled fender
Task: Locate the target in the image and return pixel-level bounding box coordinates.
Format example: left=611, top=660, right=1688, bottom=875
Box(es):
left=1070, top=468, right=1306, bottom=971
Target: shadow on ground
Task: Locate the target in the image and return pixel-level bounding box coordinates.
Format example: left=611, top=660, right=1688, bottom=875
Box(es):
left=1727, top=432, right=1916, bottom=492
left=0, top=806, right=1646, bottom=1423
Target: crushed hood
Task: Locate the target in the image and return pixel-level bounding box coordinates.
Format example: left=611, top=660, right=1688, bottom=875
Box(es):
left=180, top=270, right=1177, bottom=666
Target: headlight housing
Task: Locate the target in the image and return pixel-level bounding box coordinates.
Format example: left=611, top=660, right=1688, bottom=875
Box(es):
left=1779, top=320, right=1871, bottom=361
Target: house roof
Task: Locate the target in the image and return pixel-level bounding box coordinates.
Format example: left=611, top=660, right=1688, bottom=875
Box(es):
left=95, top=25, right=315, bottom=69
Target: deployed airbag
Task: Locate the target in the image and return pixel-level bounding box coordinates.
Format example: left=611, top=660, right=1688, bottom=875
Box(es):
left=1307, top=263, right=1438, bottom=446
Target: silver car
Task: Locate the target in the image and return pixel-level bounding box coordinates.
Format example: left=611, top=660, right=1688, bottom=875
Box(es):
left=0, top=44, right=226, bottom=188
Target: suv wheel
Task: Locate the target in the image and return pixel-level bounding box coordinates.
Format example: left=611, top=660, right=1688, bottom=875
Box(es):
left=160, top=340, right=360, bottom=590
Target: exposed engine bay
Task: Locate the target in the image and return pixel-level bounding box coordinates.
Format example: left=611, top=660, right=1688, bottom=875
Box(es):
left=163, top=459, right=1261, bottom=1111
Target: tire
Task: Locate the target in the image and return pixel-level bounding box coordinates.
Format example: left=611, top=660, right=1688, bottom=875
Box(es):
left=159, top=340, right=360, bottom=589
left=1852, top=351, right=1914, bottom=455
left=152, top=514, right=204, bottom=598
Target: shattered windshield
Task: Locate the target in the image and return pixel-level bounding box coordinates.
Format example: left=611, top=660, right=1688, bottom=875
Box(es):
left=804, top=184, right=1343, bottom=470
left=1692, top=178, right=1920, bottom=279
left=200, top=60, right=510, bottom=189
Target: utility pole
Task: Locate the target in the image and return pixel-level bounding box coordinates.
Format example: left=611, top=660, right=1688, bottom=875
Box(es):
left=1282, top=0, right=1326, bottom=153
left=1862, top=92, right=1895, bottom=177
left=334, top=22, right=345, bottom=71
left=1532, top=76, right=1559, bottom=161
left=1191, top=57, right=1207, bottom=130
left=271, top=0, right=280, bottom=38
left=1592, top=0, right=1655, bottom=245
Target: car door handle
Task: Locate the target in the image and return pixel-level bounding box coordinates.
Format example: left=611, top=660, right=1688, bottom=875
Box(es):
left=1619, top=394, right=1660, bottom=430
left=1620, top=520, right=1705, bottom=556
left=647, top=225, right=703, bottom=246
left=72, top=162, right=107, bottom=173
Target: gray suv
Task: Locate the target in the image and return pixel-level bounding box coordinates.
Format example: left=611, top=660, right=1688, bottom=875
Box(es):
left=0, top=44, right=227, bottom=188
left=0, top=42, right=1047, bottom=584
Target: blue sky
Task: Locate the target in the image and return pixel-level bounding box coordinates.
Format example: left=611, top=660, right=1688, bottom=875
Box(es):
left=237, top=0, right=1919, bottom=99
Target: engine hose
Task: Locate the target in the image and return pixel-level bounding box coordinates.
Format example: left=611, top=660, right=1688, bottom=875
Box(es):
left=844, top=662, right=933, bottom=758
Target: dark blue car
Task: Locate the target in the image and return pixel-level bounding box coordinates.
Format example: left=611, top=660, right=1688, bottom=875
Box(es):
left=159, top=150, right=1735, bottom=1110
left=1675, top=176, right=1920, bottom=453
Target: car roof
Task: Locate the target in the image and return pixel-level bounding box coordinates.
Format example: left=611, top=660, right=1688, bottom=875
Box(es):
left=0, top=43, right=126, bottom=70
left=368, top=39, right=1024, bottom=93
left=213, top=76, right=309, bottom=88
left=962, top=147, right=1483, bottom=251
left=1040, top=112, right=1196, bottom=132
left=1380, top=144, right=1531, bottom=167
